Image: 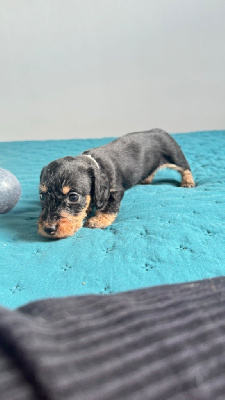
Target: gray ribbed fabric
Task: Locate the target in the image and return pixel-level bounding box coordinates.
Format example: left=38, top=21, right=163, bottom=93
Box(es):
left=0, top=277, right=225, bottom=400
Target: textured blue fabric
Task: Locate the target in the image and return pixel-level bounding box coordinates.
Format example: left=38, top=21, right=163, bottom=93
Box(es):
left=0, top=131, right=224, bottom=308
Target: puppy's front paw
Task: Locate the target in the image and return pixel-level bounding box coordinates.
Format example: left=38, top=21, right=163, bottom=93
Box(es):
left=85, top=213, right=117, bottom=229
left=85, top=217, right=105, bottom=229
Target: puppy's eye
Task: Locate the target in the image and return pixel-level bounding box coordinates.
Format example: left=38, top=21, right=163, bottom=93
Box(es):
left=68, top=192, right=79, bottom=203
left=40, top=193, right=46, bottom=202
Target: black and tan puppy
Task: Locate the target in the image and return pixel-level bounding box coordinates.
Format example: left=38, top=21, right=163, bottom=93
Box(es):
left=38, top=129, right=195, bottom=239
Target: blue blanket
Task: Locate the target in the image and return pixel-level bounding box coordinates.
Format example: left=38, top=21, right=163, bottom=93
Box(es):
left=0, top=131, right=224, bottom=308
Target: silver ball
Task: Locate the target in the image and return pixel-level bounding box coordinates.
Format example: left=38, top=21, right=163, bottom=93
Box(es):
left=0, top=168, right=21, bottom=214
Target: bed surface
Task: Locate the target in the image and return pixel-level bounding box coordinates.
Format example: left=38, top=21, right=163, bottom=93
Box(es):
left=0, top=131, right=224, bottom=308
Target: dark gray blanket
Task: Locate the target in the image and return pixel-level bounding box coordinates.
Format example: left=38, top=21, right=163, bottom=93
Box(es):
left=1, top=277, right=225, bottom=400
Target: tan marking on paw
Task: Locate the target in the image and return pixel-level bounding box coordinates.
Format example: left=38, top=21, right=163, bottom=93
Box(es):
left=62, top=186, right=71, bottom=195
left=160, top=163, right=184, bottom=172
left=141, top=171, right=157, bottom=184
left=39, top=184, right=48, bottom=192
left=86, top=212, right=117, bottom=229
left=38, top=195, right=91, bottom=239
left=180, top=169, right=195, bottom=188
left=142, top=164, right=195, bottom=188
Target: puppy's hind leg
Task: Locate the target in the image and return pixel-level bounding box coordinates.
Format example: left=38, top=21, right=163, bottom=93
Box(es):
left=157, top=164, right=195, bottom=187
left=142, top=143, right=195, bottom=187
left=160, top=138, right=195, bottom=188
left=180, top=168, right=195, bottom=188
left=141, top=169, right=158, bottom=185
left=141, top=164, right=195, bottom=187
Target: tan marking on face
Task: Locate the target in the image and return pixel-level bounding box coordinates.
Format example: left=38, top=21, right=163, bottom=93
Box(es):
left=38, top=195, right=91, bottom=239
left=86, top=212, right=117, bottom=229
left=142, top=164, right=195, bottom=187
left=62, top=186, right=71, bottom=195
left=39, top=184, right=47, bottom=192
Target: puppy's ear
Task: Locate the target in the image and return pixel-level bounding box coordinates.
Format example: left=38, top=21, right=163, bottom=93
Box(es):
left=91, top=169, right=110, bottom=210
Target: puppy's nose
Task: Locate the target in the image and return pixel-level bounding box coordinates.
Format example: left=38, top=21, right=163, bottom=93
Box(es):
left=44, top=225, right=57, bottom=235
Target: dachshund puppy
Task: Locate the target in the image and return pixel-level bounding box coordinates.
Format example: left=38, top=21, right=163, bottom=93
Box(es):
left=38, top=129, right=195, bottom=239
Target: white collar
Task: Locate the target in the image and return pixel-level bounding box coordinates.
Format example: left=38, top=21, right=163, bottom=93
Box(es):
left=83, top=154, right=100, bottom=170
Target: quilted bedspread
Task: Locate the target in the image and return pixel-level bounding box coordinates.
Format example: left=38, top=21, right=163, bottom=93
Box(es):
left=0, top=131, right=224, bottom=308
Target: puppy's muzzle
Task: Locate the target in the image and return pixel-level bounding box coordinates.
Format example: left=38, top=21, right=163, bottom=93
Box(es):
left=38, top=219, right=59, bottom=238
left=43, top=224, right=58, bottom=236
left=38, top=196, right=91, bottom=239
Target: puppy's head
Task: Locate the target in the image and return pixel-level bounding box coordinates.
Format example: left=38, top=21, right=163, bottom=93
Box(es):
left=38, top=156, right=110, bottom=239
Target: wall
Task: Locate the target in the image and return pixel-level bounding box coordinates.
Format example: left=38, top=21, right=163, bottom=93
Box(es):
left=0, top=0, right=224, bottom=141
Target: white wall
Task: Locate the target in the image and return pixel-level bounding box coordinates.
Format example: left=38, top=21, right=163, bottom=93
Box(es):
left=0, top=0, right=224, bottom=141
